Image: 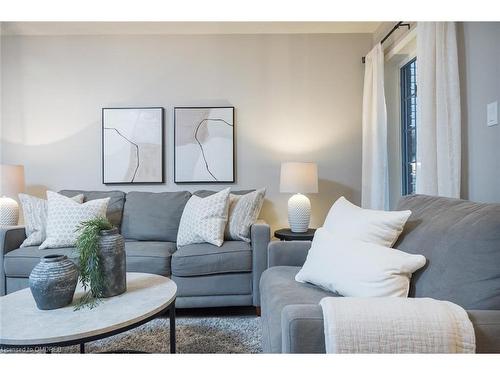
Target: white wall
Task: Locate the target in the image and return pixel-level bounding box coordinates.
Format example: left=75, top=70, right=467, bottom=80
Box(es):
left=457, top=22, right=500, bottom=203
left=0, top=33, right=371, bottom=231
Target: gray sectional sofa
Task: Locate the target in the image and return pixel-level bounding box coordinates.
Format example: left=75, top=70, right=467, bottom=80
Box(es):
left=0, top=189, right=270, bottom=310
left=260, top=195, right=500, bottom=353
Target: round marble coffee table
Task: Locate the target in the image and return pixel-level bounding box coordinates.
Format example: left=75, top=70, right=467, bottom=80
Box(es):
left=0, top=272, right=177, bottom=353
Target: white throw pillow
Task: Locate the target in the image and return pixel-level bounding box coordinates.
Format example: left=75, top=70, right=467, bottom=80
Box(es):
left=39, top=191, right=110, bottom=249
left=177, top=188, right=231, bottom=247
left=19, top=193, right=84, bottom=247
left=323, top=196, right=412, bottom=247
left=224, top=188, right=266, bottom=242
left=295, top=227, right=426, bottom=297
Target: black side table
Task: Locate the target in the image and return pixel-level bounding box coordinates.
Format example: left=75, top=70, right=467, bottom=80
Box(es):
left=274, top=228, right=316, bottom=241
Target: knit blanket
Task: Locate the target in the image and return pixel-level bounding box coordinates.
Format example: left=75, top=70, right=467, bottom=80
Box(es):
left=319, top=297, right=475, bottom=353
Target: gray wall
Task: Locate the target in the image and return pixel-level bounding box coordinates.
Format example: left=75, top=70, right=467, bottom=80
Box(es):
left=457, top=22, right=500, bottom=203
left=0, top=33, right=371, bottom=231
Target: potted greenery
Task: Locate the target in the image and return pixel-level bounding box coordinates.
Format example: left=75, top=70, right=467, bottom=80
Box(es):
left=75, top=217, right=126, bottom=310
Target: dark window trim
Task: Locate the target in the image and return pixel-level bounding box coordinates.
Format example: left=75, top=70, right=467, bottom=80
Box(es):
left=400, top=57, right=417, bottom=196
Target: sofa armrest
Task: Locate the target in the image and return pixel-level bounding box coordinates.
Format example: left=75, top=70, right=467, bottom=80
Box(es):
left=251, top=220, right=271, bottom=307
left=281, top=304, right=325, bottom=353
left=268, top=240, right=311, bottom=268
left=468, top=309, right=500, bottom=353
left=1, top=226, right=26, bottom=296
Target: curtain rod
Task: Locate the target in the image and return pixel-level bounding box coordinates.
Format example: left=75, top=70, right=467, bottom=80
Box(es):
left=362, top=22, right=411, bottom=64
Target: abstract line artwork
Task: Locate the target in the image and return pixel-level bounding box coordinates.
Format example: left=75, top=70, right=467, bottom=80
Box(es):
left=174, top=107, right=234, bottom=183
left=102, top=107, right=164, bottom=184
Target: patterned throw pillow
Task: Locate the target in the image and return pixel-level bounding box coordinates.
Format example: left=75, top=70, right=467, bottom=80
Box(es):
left=39, top=191, right=110, bottom=249
left=177, top=188, right=231, bottom=247
left=19, top=193, right=84, bottom=248
left=225, top=188, right=266, bottom=242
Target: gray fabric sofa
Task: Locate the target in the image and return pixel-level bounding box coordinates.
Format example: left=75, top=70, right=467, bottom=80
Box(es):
left=260, top=195, right=500, bottom=353
left=1, top=189, right=270, bottom=310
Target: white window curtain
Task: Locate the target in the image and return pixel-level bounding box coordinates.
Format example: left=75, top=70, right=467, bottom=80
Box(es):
left=362, top=43, right=388, bottom=210
left=416, top=22, right=461, bottom=198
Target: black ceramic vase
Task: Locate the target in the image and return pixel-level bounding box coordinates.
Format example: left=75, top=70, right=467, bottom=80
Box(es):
left=99, top=228, right=126, bottom=297
left=29, top=254, right=79, bottom=310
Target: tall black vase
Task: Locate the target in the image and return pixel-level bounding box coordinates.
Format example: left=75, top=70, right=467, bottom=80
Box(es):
left=29, top=254, right=79, bottom=310
left=99, top=228, right=126, bottom=297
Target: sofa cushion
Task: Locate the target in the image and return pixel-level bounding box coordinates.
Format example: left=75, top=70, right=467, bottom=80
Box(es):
left=4, top=241, right=176, bottom=278
left=4, top=246, right=78, bottom=277
left=125, top=241, right=177, bottom=276
left=59, top=190, right=125, bottom=229
left=395, top=194, right=500, bottom=310
left=260, top=266, right=340, bottom=353
left=121, top=191, right=191, bottom=242
left=172, top=273, right=252, bottom=297
left=171, top=241, right=252, bottom=277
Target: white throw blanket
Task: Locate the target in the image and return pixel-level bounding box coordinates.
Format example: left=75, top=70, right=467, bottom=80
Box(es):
left=319, top=297, right=475, bottom=353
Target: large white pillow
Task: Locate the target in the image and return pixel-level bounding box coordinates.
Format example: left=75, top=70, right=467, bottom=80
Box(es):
left=19, top=193, right=84, bottom=247
left=323, top=196, right=411, bottom=247
left=295, top=227, right=426, bottom=297
left=225, top=188, right=266, bottom=242
left=39, top=191, right=110, bottom=249
left=177, top=188, right=231, bottom=247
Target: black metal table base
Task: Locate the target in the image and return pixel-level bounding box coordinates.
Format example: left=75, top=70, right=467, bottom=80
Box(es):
left=2, top=299, right=176, bottom=354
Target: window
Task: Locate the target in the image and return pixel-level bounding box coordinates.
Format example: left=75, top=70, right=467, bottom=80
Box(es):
left=400, top=58, right=417, bottom=195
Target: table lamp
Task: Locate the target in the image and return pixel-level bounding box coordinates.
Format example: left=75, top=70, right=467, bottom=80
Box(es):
left=0, top=164, right=25, bottom=225
left=280, top=162, right=318, bottom=233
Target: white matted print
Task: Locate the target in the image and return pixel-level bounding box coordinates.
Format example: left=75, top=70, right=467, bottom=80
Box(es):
left=102, top=107, right=164, bottom=184
left=174, top=107, right=234, bottom=183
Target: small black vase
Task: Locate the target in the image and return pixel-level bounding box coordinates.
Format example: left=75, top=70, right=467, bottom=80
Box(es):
left=29, top=254, right=79, bottom=310
left=99, top=228, right=126, bottom=297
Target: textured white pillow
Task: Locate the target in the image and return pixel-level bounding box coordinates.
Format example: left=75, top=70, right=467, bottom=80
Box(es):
left=39, top=191, right=109, bottom=249
left=177, top=188, right=231, bottom=247
left=225, top=189, right=266, bottom=242
left=295, top=228, right=426, bottom=297
left=323, top=196, right=412, bottom=247
left=19, top=193, right=84, bottom=247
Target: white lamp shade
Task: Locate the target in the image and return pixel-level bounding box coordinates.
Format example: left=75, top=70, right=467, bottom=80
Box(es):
left=0, top=164, right=25, bottom=199
left=280, top=162, right=318, bottom=194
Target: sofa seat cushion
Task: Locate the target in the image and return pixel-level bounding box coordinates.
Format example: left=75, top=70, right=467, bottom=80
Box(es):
left=260, top=266, right=340, bottom=353
left=172, top=273, right=252, bottom=297
left=4, top=241, right=176, bottom=278
left=171, top=241, right=252, bottom=277
left=4, top=246, right=78, bottom=277
left=124, top=241, right=176, bottom=276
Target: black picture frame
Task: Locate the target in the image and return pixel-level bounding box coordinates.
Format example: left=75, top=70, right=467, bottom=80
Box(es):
left=102, top=107, right=165, bottom=185
left=174, top=106, right=235, bottom=184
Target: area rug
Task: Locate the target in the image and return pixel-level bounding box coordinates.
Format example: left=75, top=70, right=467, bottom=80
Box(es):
left=3, top=312, right=262, bottom=354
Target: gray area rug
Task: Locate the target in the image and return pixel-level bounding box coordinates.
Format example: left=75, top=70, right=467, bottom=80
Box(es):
left=3, top=312, right=262, bottom=354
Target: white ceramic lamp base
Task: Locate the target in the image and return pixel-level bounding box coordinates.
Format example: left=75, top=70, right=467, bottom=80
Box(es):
left=0, top=196, right=19, bottom=225
left=287, top=193, right=311, bottom=233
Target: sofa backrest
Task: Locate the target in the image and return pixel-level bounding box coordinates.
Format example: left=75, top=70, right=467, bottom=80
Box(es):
left=59, top=190, right=126, bottom=229
left=121, top=191, right=191, bottom=242
left=395, top=194, right=500, bottom=310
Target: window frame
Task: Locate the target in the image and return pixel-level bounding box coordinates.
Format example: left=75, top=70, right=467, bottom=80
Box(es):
left=399, top=56, right=417, bottom=196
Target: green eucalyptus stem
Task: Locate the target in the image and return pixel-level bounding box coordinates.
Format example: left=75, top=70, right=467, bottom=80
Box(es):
left=74, top=216, right=112, bottom=310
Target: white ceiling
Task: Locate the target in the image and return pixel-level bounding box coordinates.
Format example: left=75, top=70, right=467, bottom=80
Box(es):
left=1, top=22, right=383, bottom=36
